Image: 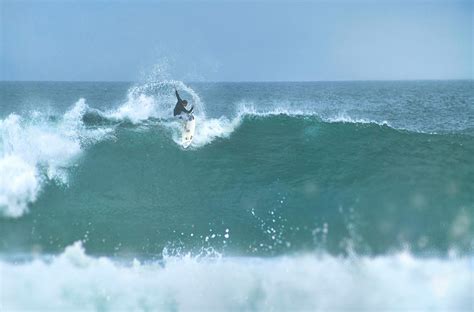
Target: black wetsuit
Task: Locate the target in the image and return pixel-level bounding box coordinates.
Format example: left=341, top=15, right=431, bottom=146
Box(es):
left=173, top=90, right=194, bottom=116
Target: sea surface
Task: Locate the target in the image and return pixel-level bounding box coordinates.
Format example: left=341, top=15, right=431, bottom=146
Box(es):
left=0, top=80, right=473, bottom=310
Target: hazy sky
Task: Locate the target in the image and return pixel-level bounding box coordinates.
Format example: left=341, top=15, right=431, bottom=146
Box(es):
left=1, top=0, right=472, bottom=81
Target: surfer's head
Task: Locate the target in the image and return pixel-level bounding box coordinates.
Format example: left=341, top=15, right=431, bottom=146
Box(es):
left=182, top=100, right=188, bottom=106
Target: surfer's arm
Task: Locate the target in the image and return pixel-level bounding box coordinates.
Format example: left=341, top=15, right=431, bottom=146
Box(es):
left=175, top=90, right=182, bottom=102
left=183, top=106, right=194, bottom=114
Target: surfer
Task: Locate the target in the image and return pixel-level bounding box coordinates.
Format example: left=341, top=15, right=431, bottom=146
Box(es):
left=174, top=89, right=194, bottom=121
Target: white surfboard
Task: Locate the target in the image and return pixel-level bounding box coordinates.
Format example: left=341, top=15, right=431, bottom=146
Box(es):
left=181, top=116, right=195, bottom=148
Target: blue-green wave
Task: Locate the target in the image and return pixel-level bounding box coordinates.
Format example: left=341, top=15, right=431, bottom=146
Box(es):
left=1, top=113, right=472, bottom=257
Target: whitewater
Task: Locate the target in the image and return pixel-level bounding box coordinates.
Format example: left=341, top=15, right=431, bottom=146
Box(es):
left=1, top=241, right=471, bottom=311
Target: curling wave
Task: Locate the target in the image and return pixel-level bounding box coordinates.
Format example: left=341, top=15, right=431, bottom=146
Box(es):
left=0, top=99, right=111, bottom=217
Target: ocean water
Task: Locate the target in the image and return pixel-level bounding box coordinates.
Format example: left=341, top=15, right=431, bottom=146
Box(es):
left=0, top=80, right=473, bottom=310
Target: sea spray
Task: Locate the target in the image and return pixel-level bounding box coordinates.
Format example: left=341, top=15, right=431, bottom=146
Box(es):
left=107, top=80, right=206, bottom=122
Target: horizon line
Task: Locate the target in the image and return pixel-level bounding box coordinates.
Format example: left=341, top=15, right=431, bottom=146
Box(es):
left=1, top=78, right=472, bottom=83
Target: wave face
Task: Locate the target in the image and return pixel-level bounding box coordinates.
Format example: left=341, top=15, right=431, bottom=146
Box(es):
left=0, top=80, right=473, bottom=309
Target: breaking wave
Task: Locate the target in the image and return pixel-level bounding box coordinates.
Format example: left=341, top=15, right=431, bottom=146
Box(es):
left=1, top=241, right=471, bottom=311
left=0, top=99, right=111, bottom=217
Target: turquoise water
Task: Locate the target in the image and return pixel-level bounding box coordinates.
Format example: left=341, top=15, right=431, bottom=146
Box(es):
left=0, top=80, right=473, bottom=310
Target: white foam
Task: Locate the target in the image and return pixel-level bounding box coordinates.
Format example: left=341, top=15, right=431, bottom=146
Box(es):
left=0, top=99, right=110, bottom=218
left=236, top=103, right=392, bottom=127
left=180, top=116, right=242, bottom=148
left=236, top=102, right=308, bottom=118
left=237, top=100, right=390, bottom=125
left=326, top=112, right=391, bottom=127
left=0, top=155, right=39, bottom=217
left=0, top=242, right=471, bottom=311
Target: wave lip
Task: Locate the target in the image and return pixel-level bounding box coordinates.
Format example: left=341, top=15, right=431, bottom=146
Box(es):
left=1, top=241, right=471, bottom=311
